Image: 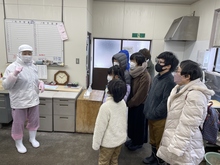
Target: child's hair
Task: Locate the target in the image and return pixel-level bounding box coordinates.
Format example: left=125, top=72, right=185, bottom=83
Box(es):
left=108, top=79, right=126, bottom=103
left=107, top=65, right=126, bottom=82
left=130, top=52, right=146, bottom=66
left=157, top=51, right=179, bottom=72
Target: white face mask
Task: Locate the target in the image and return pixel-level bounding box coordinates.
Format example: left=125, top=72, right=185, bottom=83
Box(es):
left=113, top=62, right=119, bottom=66
left=107, top=75, right=113, bottom=82
left=21, top=55, right=32, bottom=63
left=130, top=61, right=136, bottom=70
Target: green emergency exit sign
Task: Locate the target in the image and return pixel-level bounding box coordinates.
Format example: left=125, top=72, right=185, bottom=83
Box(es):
left=140, top=33, right=145, bottom=38
left=132, top=33, right=145, bottom=38
left=132, top=33, right=138, bottom=38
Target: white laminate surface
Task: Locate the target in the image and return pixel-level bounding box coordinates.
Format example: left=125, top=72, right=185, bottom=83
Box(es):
left=53, top=91, right=80, bottom=99
left=39, top=91, right=57, bottom=98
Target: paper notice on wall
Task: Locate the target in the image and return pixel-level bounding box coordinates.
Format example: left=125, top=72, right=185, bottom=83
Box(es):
left=37, top=65, right=47, bottom=79
left=122, top=47, right=133, bottom=55
left=57, top=23, right=68, bottom=41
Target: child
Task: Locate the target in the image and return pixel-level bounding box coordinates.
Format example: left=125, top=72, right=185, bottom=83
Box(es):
left=104, top=65, right=130, bottom=102
left=92, top=79, right=128, bottom=165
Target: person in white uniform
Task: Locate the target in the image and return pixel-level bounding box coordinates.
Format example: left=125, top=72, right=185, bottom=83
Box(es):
left=2, top=44, right=44, bottom=154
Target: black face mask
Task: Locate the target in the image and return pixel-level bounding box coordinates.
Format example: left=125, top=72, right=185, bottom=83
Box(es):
left=155, top=63, right=165, bottom=72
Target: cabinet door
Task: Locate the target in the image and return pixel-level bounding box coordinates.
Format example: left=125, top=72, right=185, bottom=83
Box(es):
left=39, top=98, right=52, bottom=115
left=39, top=115, right=53, bottom=131
left=53, top=99, right=75, bottom=115
left=54, top=115, right=75, bottom=132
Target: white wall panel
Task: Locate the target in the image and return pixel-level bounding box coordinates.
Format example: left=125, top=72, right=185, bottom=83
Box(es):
left=87, top=0, right=93, bottom=33
left=18, top=0, right=61, bottom=6
left=60, top=7, right=87, bottom=86
left=4, top=0, right=17, bottom=4
left=150, top=39, right=165, bottom=61
left=64, top=0, right=86, bottom=8
left=123, top=3, right=155, bottom=39
left=164, top=41, right=185, bottom=62
left=18, top=5, right=62, bottom=20
left=215, top=0, right=220, bottom=8
left=93, top=1, right=124, bottom=38
left=5, top=4, right=18, bottom=18
left=190, top=0, right=215, bottom=41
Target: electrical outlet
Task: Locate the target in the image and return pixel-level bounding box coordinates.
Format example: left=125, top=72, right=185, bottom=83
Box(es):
left=76, top=58, right=79, bottom=64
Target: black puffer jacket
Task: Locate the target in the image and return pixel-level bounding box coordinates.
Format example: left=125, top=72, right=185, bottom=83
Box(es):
left=112, top=53, right=131, bottom=85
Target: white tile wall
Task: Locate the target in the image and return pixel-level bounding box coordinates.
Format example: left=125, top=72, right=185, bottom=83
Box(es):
left=4, top=0, right=17, bottom=4
left=5, top=4, right=18, bottom=18
left=92, top=2, right=125, bottom=38
left=64, top=0, right=86, bottom=8
left=18, top=0, right=61, bottom=6
left=18, top=5, right=62, bottom=20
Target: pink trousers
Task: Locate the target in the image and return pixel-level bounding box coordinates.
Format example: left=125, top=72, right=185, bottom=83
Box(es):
left=11, top=105, right=39, bottom=140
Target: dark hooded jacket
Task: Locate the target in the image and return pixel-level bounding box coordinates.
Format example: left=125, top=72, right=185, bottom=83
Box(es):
left=112, top=53, right=131, bottom=85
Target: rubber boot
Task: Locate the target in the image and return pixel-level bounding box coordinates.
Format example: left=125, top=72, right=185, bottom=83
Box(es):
left=15, top=139, right=27, bottom=154
left=29, top=130, right=40, bottom=148
left=143, top=145, right=157, bottom=164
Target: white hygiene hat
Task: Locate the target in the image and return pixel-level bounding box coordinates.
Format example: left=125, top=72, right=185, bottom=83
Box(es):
left=18, top=44, right=33, bottom=52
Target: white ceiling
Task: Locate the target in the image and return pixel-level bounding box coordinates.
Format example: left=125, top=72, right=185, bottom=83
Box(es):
left=94, top=0, right=200, bottom=5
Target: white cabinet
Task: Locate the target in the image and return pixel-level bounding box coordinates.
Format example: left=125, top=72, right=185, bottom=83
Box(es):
left=38, top=91, right=56, bottom=132
left=53, top=92, right=80, bottom=132
left=39, top=91, right=81, bottom=132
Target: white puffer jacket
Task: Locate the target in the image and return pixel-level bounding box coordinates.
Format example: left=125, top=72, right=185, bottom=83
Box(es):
left=157, top=79, right=215, bottom=165
left=2, top=57, right=40, bottom=109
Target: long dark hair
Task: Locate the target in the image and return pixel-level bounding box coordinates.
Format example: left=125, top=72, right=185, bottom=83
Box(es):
left=107, top=65, right=126, bottom=82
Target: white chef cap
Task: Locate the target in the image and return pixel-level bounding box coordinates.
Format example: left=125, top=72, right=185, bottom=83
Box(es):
left=18, top=44, right=33, bottom=52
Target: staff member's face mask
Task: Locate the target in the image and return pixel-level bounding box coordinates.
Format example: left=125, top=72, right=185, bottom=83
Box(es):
left=21, top=51, right=33, bottom=63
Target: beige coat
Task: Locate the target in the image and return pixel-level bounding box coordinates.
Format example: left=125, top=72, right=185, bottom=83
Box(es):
left=157, top=79, right=214, bottom=165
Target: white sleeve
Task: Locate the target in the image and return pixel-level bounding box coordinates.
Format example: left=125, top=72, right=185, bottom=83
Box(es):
left=2, top=68, right=18, bottom=90
left=92, top=105, right=109, bottom=150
